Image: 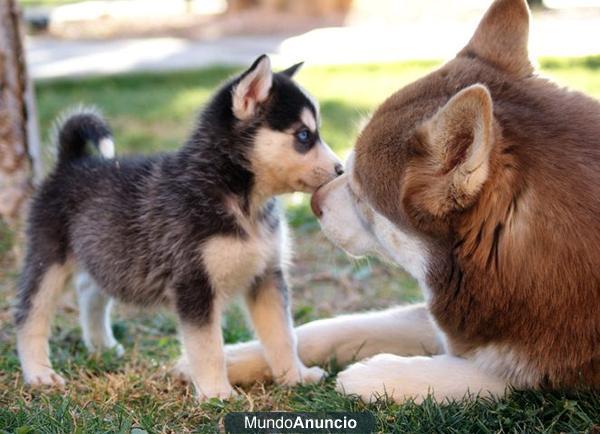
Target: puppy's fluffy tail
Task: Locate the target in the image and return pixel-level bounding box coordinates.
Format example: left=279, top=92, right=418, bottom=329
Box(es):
left=54, top=107, right=114, bottom=165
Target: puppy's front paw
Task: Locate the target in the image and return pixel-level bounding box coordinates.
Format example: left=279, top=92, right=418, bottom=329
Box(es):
left=299, top=365, right=327, bottom=384
left=111, top=343, right=125, bottom=358
left=279, top=364, right=327, bottom=386
left=88, top=342, right=125, bottom=358
left=196, top=384, right=239, bottom=402
left=24, top=366, right=66, bottom=387
left=170, top=356, right=192, bottom=383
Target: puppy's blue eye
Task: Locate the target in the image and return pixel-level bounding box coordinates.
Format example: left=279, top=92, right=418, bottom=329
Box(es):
left=296, top=129, right=311, bottom=144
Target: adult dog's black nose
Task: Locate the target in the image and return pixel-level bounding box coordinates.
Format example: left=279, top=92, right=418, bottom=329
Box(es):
left=334, top=163, right=344, bottom=176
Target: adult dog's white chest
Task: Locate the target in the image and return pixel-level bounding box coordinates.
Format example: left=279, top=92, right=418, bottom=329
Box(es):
left=201, top=216, right=286, bottom=297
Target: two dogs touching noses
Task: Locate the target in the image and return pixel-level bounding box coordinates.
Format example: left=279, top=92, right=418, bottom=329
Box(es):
left=15, top=0, right=600, bottom=405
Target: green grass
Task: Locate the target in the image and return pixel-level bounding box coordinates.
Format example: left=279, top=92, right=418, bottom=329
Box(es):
left=33, top=61, right=442, bottom=160
left=2, top=58, right=600, bottom=433
left=0, top=221, right=13, bottom=258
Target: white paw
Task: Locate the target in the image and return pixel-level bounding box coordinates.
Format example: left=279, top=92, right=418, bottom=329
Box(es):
left=279, top=364, right=327, bottom=386
left=24, top=366, right=66, bottom=387
left=85, top=340, right=125, bottom=357
left=299, top=365, right=327, bottom=384
left=335, top=354, right=440, bottom=404
left=171, top=357, right=238, bottom=401
left=336, top=362, right=381, bottom=402
left=112, top=343, right=125, bottom=357
left=99, top=343, right=125, bottom=358
left=336, top=354, right=404, bottom=403
left=338, top=354, right=511, bottom=404
left=170, top=356, right=192, bottom=382
left=196, top=384, right=238, bottom=402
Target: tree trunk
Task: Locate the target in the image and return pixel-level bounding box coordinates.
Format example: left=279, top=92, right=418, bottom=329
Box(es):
left=0, top=0, right=40, bottom=262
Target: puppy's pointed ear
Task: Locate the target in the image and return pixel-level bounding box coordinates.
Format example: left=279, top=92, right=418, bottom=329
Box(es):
left=280, top=61, right=304, bottom=78
left=423, top=84, right=494, bottom=213
left=232, top=55, right=273, bottom=120
left=458, top=0, right=533, bottom=77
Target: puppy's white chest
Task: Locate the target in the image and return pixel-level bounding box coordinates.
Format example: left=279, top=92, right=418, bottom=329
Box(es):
left=201, top=230, right=279, bottom=295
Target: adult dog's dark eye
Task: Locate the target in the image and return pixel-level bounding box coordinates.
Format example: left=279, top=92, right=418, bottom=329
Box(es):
left=296, top=129, right=311, bottom=144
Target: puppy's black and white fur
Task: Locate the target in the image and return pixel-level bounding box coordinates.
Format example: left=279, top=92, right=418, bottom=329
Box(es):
left=15, top=55, right=342, bottom=400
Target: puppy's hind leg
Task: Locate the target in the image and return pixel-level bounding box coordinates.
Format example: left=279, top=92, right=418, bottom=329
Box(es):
left=75, top=270, right=123, bottom=356
left=15, top=259, right=72, bottom=386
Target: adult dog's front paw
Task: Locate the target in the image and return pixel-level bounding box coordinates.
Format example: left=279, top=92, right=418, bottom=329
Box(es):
left=337, top=354, right=511, bottom=404
left=336, top=354, right=406, bottom=403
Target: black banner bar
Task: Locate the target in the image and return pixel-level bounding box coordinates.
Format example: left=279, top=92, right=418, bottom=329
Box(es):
left=224, top=412, right=375, bottom=433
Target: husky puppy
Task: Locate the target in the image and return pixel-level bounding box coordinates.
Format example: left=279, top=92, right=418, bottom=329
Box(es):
left=15, top=55, right=342, bottom=400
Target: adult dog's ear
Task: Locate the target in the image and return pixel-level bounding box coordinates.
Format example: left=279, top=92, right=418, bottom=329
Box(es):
left=420, top=84, right=494, bottom=215
left=280, top=61, right=304, bottom=78
left=458, top=0, right=533, bottom=77
left=232, top=54, right=273, bottom=120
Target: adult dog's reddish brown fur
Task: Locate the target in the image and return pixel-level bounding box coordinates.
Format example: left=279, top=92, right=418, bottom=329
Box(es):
left=224, top=0, right=599, bottom=402
left=354, top=0, right=600, bottom=389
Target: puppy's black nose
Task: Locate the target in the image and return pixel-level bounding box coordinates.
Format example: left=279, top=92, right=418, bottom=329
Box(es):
left=334, top=163, right=344, bottom=176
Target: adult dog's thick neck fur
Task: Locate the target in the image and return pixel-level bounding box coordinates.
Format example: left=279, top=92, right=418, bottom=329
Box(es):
left=313, top=0, right=600, bottom=392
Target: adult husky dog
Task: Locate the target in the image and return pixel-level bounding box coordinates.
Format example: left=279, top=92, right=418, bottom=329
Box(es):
left=225, top=0, right=600, bottom=402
